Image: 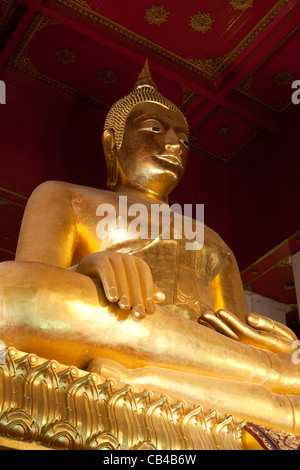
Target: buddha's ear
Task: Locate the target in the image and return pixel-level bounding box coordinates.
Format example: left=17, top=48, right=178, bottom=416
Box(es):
left=102, top=129, right=118, bottom=188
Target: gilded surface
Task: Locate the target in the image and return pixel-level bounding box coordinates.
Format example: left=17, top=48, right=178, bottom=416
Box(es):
left=0, top=347, right=245, bottom=450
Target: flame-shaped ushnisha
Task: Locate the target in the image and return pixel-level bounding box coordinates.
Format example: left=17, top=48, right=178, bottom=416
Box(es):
left=134, top=59, right=158, bottom=90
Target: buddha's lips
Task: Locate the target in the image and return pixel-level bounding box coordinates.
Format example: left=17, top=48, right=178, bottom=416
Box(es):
left=157, top=153, right=183, bottom=167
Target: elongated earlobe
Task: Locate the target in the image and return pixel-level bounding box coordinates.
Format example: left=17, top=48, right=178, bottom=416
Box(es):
left=102, top=129, right=118, bottom=188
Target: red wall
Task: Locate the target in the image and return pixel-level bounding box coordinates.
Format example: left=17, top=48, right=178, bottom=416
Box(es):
left=0, top=67, right=108, bottom=195
left=229, top=106, right=300, bottom=270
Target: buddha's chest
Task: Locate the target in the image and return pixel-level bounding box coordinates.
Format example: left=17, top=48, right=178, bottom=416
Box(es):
left=72, top=190, right=227, bottom=320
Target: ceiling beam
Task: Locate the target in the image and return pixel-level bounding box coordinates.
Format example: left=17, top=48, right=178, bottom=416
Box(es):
left=185, top=1, right=300, bottom=132
left=0, top=0, right=44, bottom=71
left=186, top=94, right=281, bottom=133
left=216, top=0, right=300, bottom=95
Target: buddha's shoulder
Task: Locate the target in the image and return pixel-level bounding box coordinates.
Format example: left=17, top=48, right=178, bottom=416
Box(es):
left=30, top=180, right=111, bottom=203
left=203, top=224, right=231, bottom=254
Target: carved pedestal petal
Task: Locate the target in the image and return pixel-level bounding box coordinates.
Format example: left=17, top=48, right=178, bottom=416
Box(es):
left=41, top=421, right=83, bottom=450
left=0, top=347, right=245, bottom=450
left=0, top=409, right=39, bottom=442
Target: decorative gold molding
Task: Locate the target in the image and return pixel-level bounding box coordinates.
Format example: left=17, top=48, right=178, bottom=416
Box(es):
left=180, top=85, right=199, bottom=112
left=189, top=53, right=230, bottom=75
left=0, top=186, right=29, bottom=201
left=0, top=246, right=15, bottom=256
left=241, top=231, right=300, bottom=277
left=0, top=347, right=246, bottom=450
left=0, top=197, right=12, bottom=206
left=0, top=0, right=18, bottom=37
left=277, top=256, right=293, bottom=269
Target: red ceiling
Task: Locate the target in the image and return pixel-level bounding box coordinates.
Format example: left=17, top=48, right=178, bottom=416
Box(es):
left=0, top=0, right=299, bottom=330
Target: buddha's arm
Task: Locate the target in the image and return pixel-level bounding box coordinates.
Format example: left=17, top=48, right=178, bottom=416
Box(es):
left=210, top=248, right=248, bottom=323
left=15, top=181, right=77, bottom=267
left=14, top=182, right=163, bottom=317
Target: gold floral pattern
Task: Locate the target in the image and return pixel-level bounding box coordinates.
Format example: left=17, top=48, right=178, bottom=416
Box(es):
left=97, top=68, right=119, bottom=84
left=55, top=48, right=76, bottom=64
left=217, top=126, right=235, bottom=140
left=230, top=0, right=254, bottom=11
left=189, top=12, right=214, bottom=33
left=272, top=70, right=294, bottom=87
left=145, top=4, right=169, bottom=25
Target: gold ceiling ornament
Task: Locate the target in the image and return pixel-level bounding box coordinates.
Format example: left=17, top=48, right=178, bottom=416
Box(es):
left=104, top=59, right=188, bottom=150
left=272, top=70, right=294, bottom=87
left=144, top=4, right=169, bottom=25
left=284, top=282, right=295, bottom=291
left=189, top=11, right=214, bottom=33
left=97, top=68, right=119, bottom=85
left=55, top=47, right=77, bottom=65
left=217, top=126, right=235, bottom=140
left=229, top=0, right=254, bottom=11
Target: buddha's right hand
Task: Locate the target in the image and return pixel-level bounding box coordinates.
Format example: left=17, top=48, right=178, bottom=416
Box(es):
left=75, top=252, right=165, bottom=319
left=199, top=309, right=297, bottom=354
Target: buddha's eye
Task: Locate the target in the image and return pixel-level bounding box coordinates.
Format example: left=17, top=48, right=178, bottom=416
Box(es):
left=139, top=126, right=163, bottom=133
left=180, top=139, right=189, bottom=148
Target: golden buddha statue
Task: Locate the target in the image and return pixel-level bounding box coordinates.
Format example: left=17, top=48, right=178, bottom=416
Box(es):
left=0, top=62, right=299, bottom=444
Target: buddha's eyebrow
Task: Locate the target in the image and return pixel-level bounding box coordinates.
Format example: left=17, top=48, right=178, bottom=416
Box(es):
left=133, top=113, right=164, bottom=125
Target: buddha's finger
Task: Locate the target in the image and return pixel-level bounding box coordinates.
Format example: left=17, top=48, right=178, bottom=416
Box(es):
left=96, top=255, right=119, bottom=302
left=198, top=316, right=221, bottom=332
left=108, top=255, right=130, bottom=310
left=122, top=256, right=146, bottom=319
left=199, top=311, right=239, bottom=341
left=216, top=309, right=252, bottom=333
left=135, top=258, right=156, bottom=314
left=153, top=285, right=165, bottom=304
left=247, top=313, right=297, bottom=342
left=256, top=331, right=294, bottom=354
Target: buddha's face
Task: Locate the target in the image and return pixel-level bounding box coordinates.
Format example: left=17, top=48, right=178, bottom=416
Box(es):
left=116, top=102, right=189, bottom=199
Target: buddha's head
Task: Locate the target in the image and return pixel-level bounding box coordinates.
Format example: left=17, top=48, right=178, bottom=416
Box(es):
left=102, top=61, right=190, bottom=201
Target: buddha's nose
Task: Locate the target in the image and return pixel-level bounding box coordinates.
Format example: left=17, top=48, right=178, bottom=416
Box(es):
left=165, top=142, right=182, bottom=155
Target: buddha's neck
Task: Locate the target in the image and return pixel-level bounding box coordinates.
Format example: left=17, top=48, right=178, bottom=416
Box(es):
left=111, top=184, right=169, bottom=206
